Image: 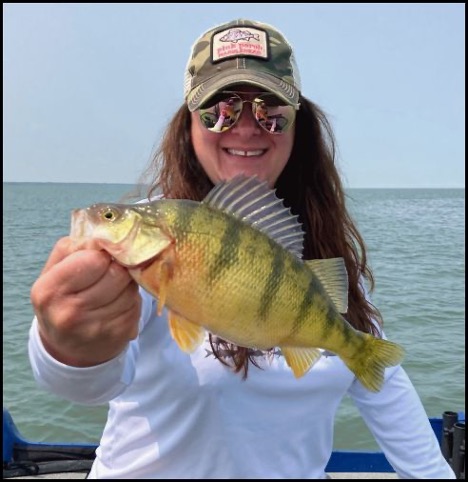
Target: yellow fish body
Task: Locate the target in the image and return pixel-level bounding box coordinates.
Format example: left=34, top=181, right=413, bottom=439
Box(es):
left=70, top=176, right=404, bottom=391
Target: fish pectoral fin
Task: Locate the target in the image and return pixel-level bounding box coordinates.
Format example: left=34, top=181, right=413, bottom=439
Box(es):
left=168, top=311, right=205, bottom=353
left=304, top=258, right=348, bottom=314
left=157, top=261, right=173, bottom=316
left=281, top=347, right=322, bottom=378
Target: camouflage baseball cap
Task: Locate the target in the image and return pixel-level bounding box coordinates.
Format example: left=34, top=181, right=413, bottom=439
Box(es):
left=184, top=19, right=301, bottom=112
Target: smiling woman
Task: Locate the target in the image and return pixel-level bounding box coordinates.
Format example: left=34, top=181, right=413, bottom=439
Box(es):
left=27, top=17, right=456, bottom=479
left=191, top=86, right=296, bottom=186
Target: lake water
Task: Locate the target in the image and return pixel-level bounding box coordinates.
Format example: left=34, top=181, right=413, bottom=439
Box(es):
left=3, top=183, right=465, bottom=449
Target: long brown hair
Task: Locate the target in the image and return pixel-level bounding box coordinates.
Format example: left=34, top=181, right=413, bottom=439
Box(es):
left=139, top=95, right=383, bottom=377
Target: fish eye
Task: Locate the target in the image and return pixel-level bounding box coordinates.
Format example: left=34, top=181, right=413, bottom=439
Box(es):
left=101, top=207, right=119, bottom=221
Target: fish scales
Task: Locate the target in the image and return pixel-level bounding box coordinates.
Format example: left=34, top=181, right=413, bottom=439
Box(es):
left=70, top=175, right=405, bottom=391
left=138, top=201, right=355, bottom=352
left=166, top=202, right=300, bottom=348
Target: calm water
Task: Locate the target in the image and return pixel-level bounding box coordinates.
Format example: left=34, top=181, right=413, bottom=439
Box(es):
left=3, top=183, right=465, bottom=450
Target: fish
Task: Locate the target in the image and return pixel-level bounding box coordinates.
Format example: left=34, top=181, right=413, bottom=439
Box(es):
left=219, top=29, right=260, bottom=43
left=69, top=175, right=404, bottom=391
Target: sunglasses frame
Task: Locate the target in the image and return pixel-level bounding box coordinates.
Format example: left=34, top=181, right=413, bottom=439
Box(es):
left=198, top=91, right=297, bottom=135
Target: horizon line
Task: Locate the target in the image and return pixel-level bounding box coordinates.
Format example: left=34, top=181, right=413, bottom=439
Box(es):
left=2, top=181, right=465, bottom=190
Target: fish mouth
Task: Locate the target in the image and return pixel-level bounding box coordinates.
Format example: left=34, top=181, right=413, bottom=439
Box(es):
left=70, top=208, right=95, bottom=248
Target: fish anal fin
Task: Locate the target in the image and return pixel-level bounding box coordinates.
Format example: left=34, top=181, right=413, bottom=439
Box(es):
left=281, top=346, right=322, bottom=378
left=168, top=311, right=205, bottom=353
left=305, top=258, right=348, bottom=314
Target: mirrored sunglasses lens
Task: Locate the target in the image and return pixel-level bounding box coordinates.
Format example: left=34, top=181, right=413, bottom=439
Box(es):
left=199, top=97, right=241, bottom=132
left=253, top=97, right=295, bottom=134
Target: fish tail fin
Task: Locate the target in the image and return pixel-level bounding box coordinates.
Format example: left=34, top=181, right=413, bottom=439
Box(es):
left=344, top=335, right=405, bottom=392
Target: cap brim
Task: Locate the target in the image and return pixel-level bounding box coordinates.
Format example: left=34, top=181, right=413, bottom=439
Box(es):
left=186, top=71, right=300, bottom=112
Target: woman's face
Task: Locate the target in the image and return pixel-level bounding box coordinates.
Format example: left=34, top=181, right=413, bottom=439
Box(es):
left=190, top=86, right=295, bottom=188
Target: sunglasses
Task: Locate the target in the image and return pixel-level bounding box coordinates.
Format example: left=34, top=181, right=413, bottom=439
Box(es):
left=198, top=91, right=297, bottom=135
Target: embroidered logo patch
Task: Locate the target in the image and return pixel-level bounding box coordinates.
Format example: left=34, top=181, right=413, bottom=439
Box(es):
left=212, top=27, right=269, bottom=62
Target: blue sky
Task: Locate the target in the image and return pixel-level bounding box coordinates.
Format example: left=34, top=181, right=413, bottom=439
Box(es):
left=3, top=3, right=465, bottom=187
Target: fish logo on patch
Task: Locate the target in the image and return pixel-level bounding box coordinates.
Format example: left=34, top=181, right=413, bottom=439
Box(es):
left=212, top=26, right=269, bottom=62
left=219, top=29, right=260, bottom=43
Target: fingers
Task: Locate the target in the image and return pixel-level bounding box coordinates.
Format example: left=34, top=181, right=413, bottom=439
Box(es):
left=94, top=288, right=142, bottom=341
left=34, top=249, right=112, bottom=300
left=75, top=260, right=137, bottom=310
left=41, top=237, right=81, bottom=275
left=30, top=237, right=143, bottom=367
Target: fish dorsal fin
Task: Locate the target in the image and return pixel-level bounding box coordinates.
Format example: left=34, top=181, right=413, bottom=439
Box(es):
left=203, top=175, right=304, bottom=259
left=305, top=258, right=348, bottom=314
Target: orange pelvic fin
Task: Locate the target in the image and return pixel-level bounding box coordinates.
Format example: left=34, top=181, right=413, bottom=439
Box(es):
left=168, top=311, right=206, bottom=353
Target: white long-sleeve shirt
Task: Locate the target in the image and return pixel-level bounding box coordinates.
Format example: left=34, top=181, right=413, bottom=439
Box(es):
left=28, top=288, right=455, bottom=479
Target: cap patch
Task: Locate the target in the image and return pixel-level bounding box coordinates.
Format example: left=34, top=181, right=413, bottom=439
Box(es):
left=212, top=27, right=269, bottom=62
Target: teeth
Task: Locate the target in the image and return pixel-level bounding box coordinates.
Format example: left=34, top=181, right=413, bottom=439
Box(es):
left=227, top=149, right=264, bottom=157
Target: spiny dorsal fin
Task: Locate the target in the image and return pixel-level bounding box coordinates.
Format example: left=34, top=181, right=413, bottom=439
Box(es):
left=305, top=258, right=348, bottom=314
left=203, top=175, right=304, bottom=259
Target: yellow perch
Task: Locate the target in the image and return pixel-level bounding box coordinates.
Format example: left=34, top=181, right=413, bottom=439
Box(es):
left=70, top=176, right=404, bottom=391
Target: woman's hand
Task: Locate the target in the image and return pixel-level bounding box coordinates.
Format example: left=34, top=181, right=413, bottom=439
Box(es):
left=30, top=237, right=141, bottom=367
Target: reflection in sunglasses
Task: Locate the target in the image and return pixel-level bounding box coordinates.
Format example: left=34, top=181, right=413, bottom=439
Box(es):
left=199, top=92, right=296, bottom=135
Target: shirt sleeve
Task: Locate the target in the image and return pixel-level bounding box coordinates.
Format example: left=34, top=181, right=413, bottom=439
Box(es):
left=348, top=365, right=455, bottom=478
left=27, top=289, right=155, bottom=406
left=350, top=279, right=455, bottom=478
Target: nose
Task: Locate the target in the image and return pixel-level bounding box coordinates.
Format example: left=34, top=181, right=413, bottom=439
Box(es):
left=230, top=104, right=262, bottom=136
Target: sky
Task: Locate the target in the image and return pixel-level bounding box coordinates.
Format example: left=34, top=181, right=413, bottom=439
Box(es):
left=3, top=3, right=465, bottom=188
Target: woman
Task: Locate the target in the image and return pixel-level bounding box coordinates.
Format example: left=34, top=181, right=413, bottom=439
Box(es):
left=29, top=18, right=454, bottom=479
